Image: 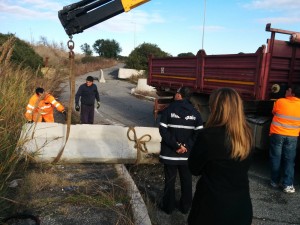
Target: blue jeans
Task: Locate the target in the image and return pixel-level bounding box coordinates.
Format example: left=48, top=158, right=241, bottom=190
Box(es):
left=269, top=134, right=297, bottom=187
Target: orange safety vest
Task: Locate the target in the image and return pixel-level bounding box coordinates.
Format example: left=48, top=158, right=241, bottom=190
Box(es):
left=270, top=96, right=300, bottom=137
left=25, top=93, right=65, bottom=122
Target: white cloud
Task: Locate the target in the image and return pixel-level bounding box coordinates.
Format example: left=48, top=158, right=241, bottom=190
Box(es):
left=92, top=9, right=164, bottom=33
left=0, top=1, right=164, bottom=32
left=244, top=0, right=300, bottom=11
left=0, top=3, right=55, bottom=19
left=0, top=0, right=63, bottom=19
left=257, top=16, right=300, bottom=24
left=20, top=0, right=62, bottom=10
left=243, top=0, right=300, bottom=25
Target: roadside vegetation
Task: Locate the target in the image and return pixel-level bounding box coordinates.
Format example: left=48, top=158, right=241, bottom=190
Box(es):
left=0, top=31, right=171, bottom=223
left=0, top=34, right=119, bottom=222
left=125, top=43, right=170, bottom=71
left=0, top=36, right=37, bottom=217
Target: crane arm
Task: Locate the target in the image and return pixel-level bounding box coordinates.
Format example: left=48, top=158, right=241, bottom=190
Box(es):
left=58, top=0, right=150, bottom=36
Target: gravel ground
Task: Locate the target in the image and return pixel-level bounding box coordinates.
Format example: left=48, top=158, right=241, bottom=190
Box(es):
left=126, top=163, right=190, bottom=225
left=7, top=64, right=300, bottom=225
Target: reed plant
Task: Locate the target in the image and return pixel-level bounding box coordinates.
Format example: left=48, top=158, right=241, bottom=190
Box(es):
left=0, top=36, right=120, bottom=221
left=0, top=37, right=37, bottom=216
left=0, top=37, right=68, bottom=217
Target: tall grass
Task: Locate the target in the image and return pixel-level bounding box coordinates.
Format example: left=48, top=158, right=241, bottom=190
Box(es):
left=0, top=37, right=36, bottom=216
left=0, top=37, right=120, bottom=220
left=0, top=37, right=69, bottom=218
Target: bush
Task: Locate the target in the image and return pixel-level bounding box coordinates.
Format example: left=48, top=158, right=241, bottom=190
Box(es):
left=177, top=52, right=195, bottom=57
left=0, top=33, right=43, bottom=73
left=125, top=43, right=170, bottom=71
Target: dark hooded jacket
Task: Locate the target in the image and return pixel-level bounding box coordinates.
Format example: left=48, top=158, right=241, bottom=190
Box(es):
left=75, top=83, right=100, bottom=106
left=159, top=99, right=203, bottom=165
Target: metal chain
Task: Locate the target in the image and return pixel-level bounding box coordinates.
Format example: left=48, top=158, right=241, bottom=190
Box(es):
left=52, top=36, right=75, bottom=164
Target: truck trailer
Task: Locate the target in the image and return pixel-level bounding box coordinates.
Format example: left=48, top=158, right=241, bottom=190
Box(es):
left=148, top=23, right=300, bottom=150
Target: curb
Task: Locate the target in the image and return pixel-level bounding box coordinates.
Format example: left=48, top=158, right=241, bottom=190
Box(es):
left=115, top=164, right=152, bottom=225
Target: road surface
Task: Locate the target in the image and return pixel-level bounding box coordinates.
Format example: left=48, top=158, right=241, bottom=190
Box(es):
left=58, top=64, right=300, bottom=225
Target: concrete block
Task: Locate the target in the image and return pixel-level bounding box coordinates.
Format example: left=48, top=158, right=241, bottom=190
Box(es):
left=118, top=68, right=145, bottom=79
left=135, top=79, right=156, bottom=92
left=21, top=123, right=161, bottom=164
left=99, top=69, right=106, bottom=83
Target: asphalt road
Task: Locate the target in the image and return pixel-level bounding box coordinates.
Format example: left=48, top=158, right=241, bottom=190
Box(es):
left=57, top=63, right=155, bottom=127
left=59, top=64, right=300, bottom=225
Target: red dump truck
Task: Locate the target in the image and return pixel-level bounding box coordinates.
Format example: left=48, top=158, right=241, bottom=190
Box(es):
left=147, top=23, right=300, bottom=150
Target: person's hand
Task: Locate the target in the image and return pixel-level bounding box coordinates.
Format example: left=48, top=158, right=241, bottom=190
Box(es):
left=285, top=88, right=294, bottom=97
left=176, top=145, right=187, bottom=154
left=75, top=105, right=80, bottom=111
left=62, top=110, right=67, bottom=121
left=97, top=101, right=101, bottom=109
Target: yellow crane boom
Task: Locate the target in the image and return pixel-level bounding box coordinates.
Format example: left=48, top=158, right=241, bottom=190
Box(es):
left=58, top=0, right=150, bottom=36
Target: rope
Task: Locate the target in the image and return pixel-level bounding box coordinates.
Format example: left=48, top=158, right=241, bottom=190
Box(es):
left=127, top=127, right=151, bottom=164
left=52, top=37, right=75, bottom=164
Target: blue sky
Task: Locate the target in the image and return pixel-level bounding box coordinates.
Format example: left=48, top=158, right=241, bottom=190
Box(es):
left=1, top=0, right=300, bottom=56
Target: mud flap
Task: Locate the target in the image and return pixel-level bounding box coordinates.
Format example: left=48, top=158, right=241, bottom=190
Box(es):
left=246, top=115, right=272, bottom=151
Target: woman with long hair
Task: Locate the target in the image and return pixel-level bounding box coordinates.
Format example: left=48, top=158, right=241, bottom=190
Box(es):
left=188, top=87, right=253, bottom=225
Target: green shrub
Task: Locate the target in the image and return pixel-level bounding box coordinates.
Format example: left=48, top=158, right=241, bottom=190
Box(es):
left=125, top=43, right=170, bottom=71
left=0, top=33, right=43, bottom=73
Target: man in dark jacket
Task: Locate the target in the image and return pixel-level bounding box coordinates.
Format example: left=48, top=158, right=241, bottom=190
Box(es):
left=75, top=76, right=100, bottom=124
left=159, top=87, right=203, bottom=214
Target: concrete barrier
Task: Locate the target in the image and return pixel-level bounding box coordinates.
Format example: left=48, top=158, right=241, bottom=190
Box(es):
left=118, top=68, right=145, bottom=79
left=21, top=123, right=161, bottom=164
left=115, top=164, right=152, bottom=225
left=135, top=79, right=156, bottom=92
left=99, top=69, right=106, bottom=83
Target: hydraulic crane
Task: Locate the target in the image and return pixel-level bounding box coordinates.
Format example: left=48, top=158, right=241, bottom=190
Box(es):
left=58, top=0, right=150, bottom=36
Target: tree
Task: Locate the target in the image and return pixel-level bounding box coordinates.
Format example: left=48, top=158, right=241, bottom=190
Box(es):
left=125, top=43, right=170, bottom=70
left=93, top=39, right=121, bottom=58
left=177, top=52, right=195, bottom=57
left=80, top=43, right=93, bottom=56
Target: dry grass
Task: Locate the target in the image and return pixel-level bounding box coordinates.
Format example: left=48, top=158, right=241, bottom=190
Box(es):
left=33, top=44, right=118, bottom=78
left=0, top=38, right=135, bottom=224
left=15, top=164, right=134, bottom=224
left=0, top=37, right=36, bottom=210
left=127, top=73, right=148, bottom=84
left=75, top=58, right=118, bottom=76
left=33, top=44, right=70, bottom=67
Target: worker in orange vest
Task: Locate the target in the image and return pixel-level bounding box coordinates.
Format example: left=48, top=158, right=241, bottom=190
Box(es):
left=269, top=85, right=300, bottom=193
left=25, top=87, right=66, bottom=123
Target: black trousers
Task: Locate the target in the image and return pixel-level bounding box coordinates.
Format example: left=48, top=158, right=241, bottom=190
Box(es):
left=162, top=164, right=192, bottom=213
left=80, top=104, right=94, bottom=124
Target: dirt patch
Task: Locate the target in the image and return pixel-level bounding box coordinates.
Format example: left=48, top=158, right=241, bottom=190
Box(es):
left=7, top=164, right=134, bottom=225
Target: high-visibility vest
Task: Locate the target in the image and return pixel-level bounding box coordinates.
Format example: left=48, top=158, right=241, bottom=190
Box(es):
left=25, top=93, right=65, bottom=120
left=270, top=96, right=300, bottom=137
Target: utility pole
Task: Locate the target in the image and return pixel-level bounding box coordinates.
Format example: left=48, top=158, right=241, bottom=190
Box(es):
left=202, top=0, right=207, bottom=50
